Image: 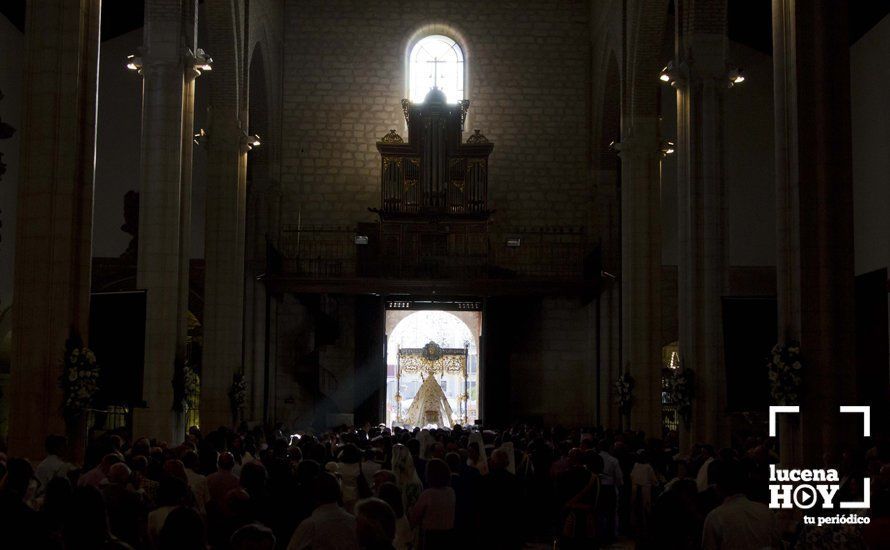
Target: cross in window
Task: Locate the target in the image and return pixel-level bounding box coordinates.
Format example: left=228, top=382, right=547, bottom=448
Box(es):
left=427, top=57, right=447, bottom=88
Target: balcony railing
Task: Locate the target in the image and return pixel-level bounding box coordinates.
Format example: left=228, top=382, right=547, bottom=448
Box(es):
left=272, top=224, right=600, bottom=283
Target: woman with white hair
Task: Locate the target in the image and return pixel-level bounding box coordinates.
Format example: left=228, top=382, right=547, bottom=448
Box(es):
left=390, top=444, right=422, bottom=511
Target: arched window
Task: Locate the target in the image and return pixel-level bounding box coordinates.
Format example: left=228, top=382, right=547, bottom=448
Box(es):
left=408, top=34, right=465, bottom=103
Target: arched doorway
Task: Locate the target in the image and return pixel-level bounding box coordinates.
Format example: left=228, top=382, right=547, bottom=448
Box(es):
left=385, top=310, right=481, bottom=427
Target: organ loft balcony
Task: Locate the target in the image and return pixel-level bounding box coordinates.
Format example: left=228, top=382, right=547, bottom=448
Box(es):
left=262, top=89, right=602, bottom=296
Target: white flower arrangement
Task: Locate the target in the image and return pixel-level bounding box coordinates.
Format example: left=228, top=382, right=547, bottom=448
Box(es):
left=614, top=372, right=635, bottom=414
left=768, top=341, right=802, bottom=405
left=666, top=368, right=695, bottom=426
left=60, top=338, right=100, bottom=420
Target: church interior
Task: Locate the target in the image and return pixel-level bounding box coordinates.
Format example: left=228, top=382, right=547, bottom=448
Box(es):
left=0, top=1, right=889, bottom=548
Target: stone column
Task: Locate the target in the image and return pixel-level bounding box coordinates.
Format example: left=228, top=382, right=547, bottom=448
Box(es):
left=8, top=0, right=100, bottom=460
left=202, top=115, right=248, bottom=429
left=594, top=166, right=621, bottom=430
left=772, top=0, right=855, bottom=464
left=244, top=178, right=279, bottom=423
left=133, top=0, right=198, bottom=442
left=617, top=118, right=663, bottom=438
left=674, top=0, right=730, bottom=448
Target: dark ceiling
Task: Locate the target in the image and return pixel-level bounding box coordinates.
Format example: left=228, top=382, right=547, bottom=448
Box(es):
left=1, top=1, right=144, bottom=41
left=1, top=1, right=889, bottom=51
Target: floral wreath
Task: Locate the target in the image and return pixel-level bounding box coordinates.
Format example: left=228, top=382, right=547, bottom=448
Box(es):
left=768, top=341, right=801, bottom=405
left=60, top=334, right=100, bottom=421
left=614, top=372, right=635, bottom=414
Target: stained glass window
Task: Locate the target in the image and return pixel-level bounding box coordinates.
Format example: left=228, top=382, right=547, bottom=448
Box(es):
left=409, top=35, right=465, bottom=103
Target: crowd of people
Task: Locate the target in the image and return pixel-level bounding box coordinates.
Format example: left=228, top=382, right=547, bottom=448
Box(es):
left=0, top=422, right=888, bottom=549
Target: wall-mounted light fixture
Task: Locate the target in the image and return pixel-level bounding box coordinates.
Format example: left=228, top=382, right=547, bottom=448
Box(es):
left=506, top=237, right=521, bottom=248
left=659, top=62, right=673, bottom=83
left=126, top=54, right=143, bottom=73
left=727, top=67, right=746, bottom=87
left=193, top=48, right=213, bottom=74
left=242, top=133, right=261, bottom=152
left=354, top=235, right=369, bottom=245
left=193, top=128, right=207, bottom=145
left=660, top=139, right=676, bottom=156
left=658, top=61, right=687, bottom=88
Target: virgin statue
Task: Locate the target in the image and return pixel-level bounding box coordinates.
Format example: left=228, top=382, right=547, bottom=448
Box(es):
left=404, top=373, right=454, bottom=428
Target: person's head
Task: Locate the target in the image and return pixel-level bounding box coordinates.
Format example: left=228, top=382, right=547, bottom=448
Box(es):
left=45, top=434, right=68, bottom=457
left=338, top=443, right=362, bottom=464
left=182, top=450, right=200, bottom=472
left=430, top=442, right=446, bottom=460
left=445, top=452, right=462, bottom=473
left=108, top=462, right=132, bottom=485
left=582, top=450, right=604, bottom=474
left=372, top=469, right=396, bottom=493
left=159, top=506, right=206, bottom=549
left=0, top=457, right=34, bottom=501
left=355, top=497, right=396, bottom=547
left=239, top=461, right=267, bottom=496
left=701, top=445, right=715, bottom=459
left=100, top=453, right=123, bottom=474
left=64, top=485, right=110, bottom=549
left=43, top=476, right=74, bottom=517
left=130, top=454, right=149, bottom=477
left=376, top=482, right=404, bottom=519
left=425, top=458, right=451, bottom=489
left=674, top=459, right=689, bottom=478
left=490, top=448, right=510, bottom=472
left=218, top=452, right=236, bottom=471
left=296, top=459, right=321, bottom=486
left=164, top=459, right=189, bottom=484
left=314, top=472, right=342, bottom=507
left=157, top=475, right=189, bottom=507
left=712, top=459, right=747, bottom=498
left=230, top=522, right=276, bottom=550
left=406, top=438, right=420, bottom=458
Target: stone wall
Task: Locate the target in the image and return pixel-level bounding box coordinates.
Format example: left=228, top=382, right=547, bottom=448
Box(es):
left=280, top=0, right=592, bottom=229
left=505, top=297, right=597, bottom=426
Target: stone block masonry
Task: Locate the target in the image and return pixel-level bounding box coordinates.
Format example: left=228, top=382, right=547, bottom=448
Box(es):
left=281, top=0, right=592, bottom=230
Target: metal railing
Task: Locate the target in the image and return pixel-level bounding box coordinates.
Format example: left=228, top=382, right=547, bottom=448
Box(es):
left=274, top=225, right=597, bottom=282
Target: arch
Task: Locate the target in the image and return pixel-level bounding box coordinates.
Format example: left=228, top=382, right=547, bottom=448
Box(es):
left=624, top=0, right=670, bottom=124
left=247, top=43, right=269, bottom=176
left=404, top=23, right=470, bottom=103
left=385, top=310, right=481, bottom=427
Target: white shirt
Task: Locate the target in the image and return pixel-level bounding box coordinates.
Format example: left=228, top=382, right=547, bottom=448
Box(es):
left=702, top=494, right=780, bottom=550
left=186, top=469, right=210, bottom=511
left=287, top=503, right=359, bottom=550
left=34, top=454, right=75, bottom=496
left=147, top=505, right=176, bottom=549
left=599, top=451, right=623, bottom=487
left=630, top=462, right=657, bottom=487
left=697, top=456, right=715, bottom=492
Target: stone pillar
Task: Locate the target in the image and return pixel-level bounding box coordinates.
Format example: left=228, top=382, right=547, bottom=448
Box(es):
left=202, top=115, right=248, bottom=430
left=594, top=166, right=621, bottom=430
left=8, top=0, right=100, bottom=460
left=244, top=179, right=279, bottom=423
left=133, top=0, right=198, bottom=443
left=617, top=118, right=663, bottom=438
left=674, top=0, right=730, bottom=448
left=772, top=0, right=855, bottom=464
